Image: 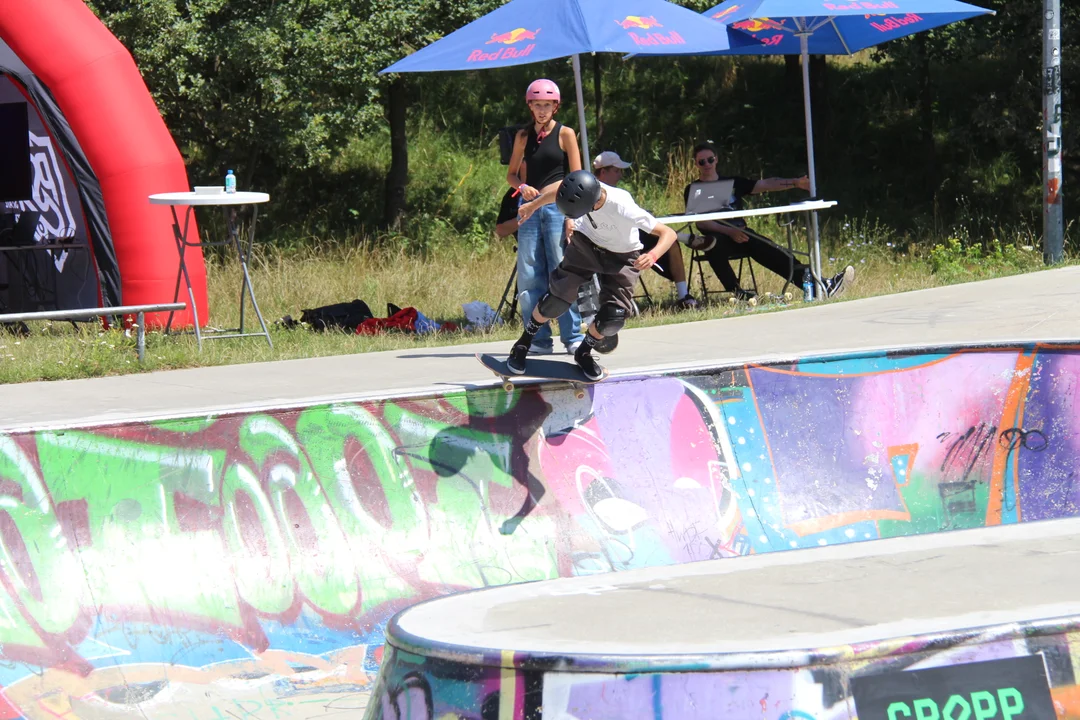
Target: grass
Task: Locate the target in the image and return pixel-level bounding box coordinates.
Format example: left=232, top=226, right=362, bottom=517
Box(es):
left=0, top=215, right=1060, bottom=385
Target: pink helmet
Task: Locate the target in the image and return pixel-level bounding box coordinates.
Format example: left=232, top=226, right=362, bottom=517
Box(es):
left=526, top=79, right=560, bottom=103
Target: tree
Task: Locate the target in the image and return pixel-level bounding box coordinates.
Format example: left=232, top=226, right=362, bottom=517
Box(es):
left=356, top=0, right=503, bottom=228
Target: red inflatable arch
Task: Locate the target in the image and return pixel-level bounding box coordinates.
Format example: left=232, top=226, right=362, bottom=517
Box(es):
left=0, top=0, right=207, bottom=328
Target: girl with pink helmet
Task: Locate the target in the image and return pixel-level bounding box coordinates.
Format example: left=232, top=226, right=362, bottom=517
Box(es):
left=505, top=78, right=585, bottom=355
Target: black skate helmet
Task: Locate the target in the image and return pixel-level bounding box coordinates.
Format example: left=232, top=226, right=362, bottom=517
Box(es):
left=556, top=170, right=602, bottom=220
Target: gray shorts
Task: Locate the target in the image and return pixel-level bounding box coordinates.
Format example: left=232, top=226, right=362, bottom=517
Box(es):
left=548, top=232, right=640, bottom=315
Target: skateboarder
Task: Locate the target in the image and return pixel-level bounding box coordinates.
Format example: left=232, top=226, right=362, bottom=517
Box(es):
left=507, top=170, right=679, bottom=380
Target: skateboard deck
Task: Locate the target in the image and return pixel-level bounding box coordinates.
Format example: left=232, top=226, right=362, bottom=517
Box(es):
left=477, top=353, right=608, bottom=397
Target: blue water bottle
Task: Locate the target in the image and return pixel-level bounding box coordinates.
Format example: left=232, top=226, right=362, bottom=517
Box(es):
left=225, top=169, right=237, bottom=194
left=802, top=268, right=814, bottom=302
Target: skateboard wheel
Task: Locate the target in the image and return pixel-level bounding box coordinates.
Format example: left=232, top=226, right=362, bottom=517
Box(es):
left=784, top=292, right=793, bottom=301
left=503, top=382, right=514, bottom=393
left=575, top=389, right=585, bottom=400
left=728, top=297, right=737, bottom=305
left=748, top=297, right=758, bottom=307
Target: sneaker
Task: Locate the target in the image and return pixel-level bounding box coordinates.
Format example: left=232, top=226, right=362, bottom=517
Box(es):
left=675, top=294, right=699, bottom=310
left=823, top=265, right=855, bottom=298
left=733, top=288, right=757, bottom=302
left=507, top=340, right=529, bottom=375
left=528, top=342, right=554, bottom=355
left=566, top=339, right=583, bottom=354
left=574, top=348, right=606, bottom=381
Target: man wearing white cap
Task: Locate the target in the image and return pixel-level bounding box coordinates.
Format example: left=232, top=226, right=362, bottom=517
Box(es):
left=593, top=151, right=698, bottom=310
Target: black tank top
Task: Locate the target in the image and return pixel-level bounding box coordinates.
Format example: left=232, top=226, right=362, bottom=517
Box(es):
left=523, top=122, right=569, bottom=190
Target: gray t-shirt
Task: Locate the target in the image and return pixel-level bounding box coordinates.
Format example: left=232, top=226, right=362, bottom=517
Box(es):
left=572, top=183, right=657, bottom=253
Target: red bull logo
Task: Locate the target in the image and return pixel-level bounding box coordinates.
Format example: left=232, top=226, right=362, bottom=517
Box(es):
left=823, top=0, right=899, bottom=10
left=868, top=12, right=924, bottom=32
left=711, top=5, right=741, bottom=20
left=486, top=27, right=540, bottom=45
left=468, top=27, right=540, bottom=62
left=616, top=15, right=663, bottom=30
left=731, top=17, right=785, bottom=33
left=616, top=14, right=684, bottom=46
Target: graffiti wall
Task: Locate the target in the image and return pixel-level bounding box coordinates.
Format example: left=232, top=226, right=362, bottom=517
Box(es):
left=371, top=623, right=1078, bottom=719
left=0, top=344, right=1074, bottom=719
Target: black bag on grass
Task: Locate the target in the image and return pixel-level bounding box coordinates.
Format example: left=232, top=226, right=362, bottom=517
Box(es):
left=299, top=299, right=374, bottom=332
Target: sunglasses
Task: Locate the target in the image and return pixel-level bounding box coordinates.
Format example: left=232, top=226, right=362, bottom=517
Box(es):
left=697, top=156, right=717, bottom=167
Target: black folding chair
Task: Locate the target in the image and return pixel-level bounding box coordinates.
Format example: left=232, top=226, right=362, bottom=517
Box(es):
left=494, top=249, right=519, bottom=326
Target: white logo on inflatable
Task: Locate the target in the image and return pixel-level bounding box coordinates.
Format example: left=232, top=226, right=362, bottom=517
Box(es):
left=6, top=131, right=78, bottom=271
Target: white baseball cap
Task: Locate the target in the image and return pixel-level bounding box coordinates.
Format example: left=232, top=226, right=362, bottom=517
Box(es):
left=593, top=151, right=631, bottom=170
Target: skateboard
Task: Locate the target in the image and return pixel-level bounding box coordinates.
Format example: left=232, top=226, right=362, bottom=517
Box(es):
left=476, top=353, right=608, bottom=399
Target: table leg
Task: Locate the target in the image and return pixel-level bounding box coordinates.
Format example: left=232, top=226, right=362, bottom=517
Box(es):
left=173, top=206, right=203, bottom=350
left=230, top=205, right=273, bottom=349
left=223, top=206, right=247, bottom=333
left=165, top=206, right=186, bottom=334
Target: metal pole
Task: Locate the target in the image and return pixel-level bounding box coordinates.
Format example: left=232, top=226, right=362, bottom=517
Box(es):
left=571, top=54, right=591, bottom=166
left=799, top=32, right=825, bottom=298
left=137, top=311, right=145, bottom=363
left=1043, top=0, right=1064, bottom=264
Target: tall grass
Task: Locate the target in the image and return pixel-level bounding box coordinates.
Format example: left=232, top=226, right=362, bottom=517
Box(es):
left=0, top=208, right=1055, bottom=385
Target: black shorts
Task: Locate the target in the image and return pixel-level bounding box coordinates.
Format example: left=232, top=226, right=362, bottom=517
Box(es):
left=548, top=233, right=639, bottom=315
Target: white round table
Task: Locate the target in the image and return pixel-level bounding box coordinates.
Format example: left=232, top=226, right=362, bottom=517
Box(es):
left=148, top=191, right=273, bottom=349
left=148, top=191, right=270, bottom=207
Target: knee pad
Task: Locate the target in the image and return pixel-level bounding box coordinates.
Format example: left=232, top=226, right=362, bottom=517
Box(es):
left=594, top=305, right=627, bottom=337
left=537, top=292, right=572, bottom=319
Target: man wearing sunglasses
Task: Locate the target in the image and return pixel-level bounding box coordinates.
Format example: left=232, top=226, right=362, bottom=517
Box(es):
left=684, top=142, right=854, bottom=300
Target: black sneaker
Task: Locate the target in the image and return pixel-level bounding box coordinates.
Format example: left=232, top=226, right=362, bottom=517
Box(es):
left=507, top=339, right=530, bottom=375
left=823, top=265, right=855, bottom=298
left=733, top=288, right=757, bottom=302
left=675, top=294, right=699, bottom=310
left=574, top=346, right=606, bottom=381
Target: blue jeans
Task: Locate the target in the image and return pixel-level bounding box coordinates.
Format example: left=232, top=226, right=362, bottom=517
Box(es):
left=516, top=202, right=584, bottom=351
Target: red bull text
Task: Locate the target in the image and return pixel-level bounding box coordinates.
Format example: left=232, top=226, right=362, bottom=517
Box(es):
left=614, top=15, right=683, bottom=45
left=868, top=13, right=924, bottom=32
left=468, top=27, right=539, bottom=62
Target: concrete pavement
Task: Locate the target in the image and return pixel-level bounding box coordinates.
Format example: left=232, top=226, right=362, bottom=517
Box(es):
left=2, top=265, right=1077, bottom=431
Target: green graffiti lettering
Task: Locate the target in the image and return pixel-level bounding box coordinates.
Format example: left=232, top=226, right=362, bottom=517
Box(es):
left=222, top=463, right=294, bottom=614
left=37, top=432, right=240, bottom=626
left=0, top=436, right=76, bottom=646
left=888, top=703, right=913, bottom=720
left=295, top=405, right=423, bottom=614
left=239, top=416, right=359, bottom=617
left=383, top=403, right=559, bottom=588
left=970, top=690, right=996, bottom=720
left=914, top=698, right=940, bottom=720
left=942, top=695, right=971, bottom=720
left=998, top=688, right=1023, bottom=720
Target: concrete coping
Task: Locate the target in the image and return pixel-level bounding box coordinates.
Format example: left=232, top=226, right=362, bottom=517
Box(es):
left=388, top=518, right=1080, bottom=673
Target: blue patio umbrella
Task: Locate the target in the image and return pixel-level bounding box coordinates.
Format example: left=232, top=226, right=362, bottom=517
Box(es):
left=380, top=0, right=756, bottom=162
left=698, top=0, right=994, bottom=294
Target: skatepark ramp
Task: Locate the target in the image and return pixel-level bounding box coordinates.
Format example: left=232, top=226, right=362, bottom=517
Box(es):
left=0, top=341, right=1075, bottom=719
left=376, top=518, right=1079, bottom=720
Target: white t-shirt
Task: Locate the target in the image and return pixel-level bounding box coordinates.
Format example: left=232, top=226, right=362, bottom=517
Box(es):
left=571, top=183, right=657, bottom=253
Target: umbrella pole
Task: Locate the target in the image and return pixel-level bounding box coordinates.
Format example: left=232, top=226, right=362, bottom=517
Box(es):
left=799, top=34, right=825, bottom=299
left=572, top=54, right=591, bottom=165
